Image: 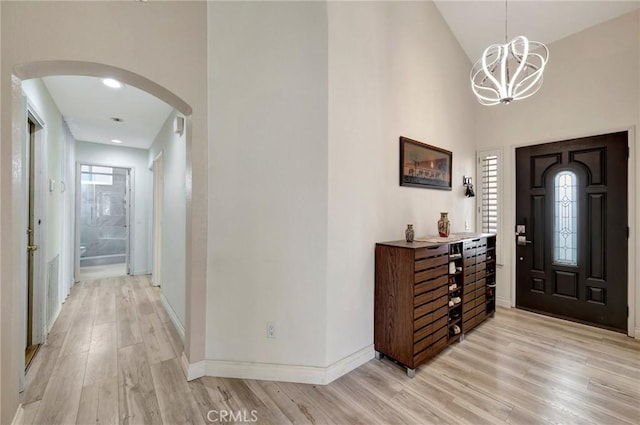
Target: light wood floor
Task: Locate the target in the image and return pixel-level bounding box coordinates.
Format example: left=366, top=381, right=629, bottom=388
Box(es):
left=19, top=275, right=640, bottom=425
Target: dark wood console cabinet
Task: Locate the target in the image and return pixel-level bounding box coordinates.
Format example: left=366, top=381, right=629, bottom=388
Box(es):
left=374, top=233, right=496, bottom=377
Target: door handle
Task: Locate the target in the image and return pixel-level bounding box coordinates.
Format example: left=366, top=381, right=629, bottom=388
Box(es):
left=517, top=236, right=532, bottom=246
left=27, top=244, right=38, bottom=252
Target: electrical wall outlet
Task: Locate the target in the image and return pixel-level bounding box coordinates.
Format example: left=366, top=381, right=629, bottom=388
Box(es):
left=465, top=220, right=470, bottom=230
left=266, top=321, right=276, bottom=338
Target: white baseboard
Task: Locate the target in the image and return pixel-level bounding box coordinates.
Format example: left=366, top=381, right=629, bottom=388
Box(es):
left=496, top=296, right=511, bottom=308
left=325, top=344, right=374, bottom=383
left=181, top=352, right=206, bottom=381
left=635, top=327, right=640, bottom=339
left=11, top=404, right=24, bottom=425
left=203, top=344, right=374, bottom=385
left=159, top=292, right=185, bottom=342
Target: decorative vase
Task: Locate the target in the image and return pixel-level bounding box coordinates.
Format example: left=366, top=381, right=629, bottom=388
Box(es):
left=438, top=212, right=450, bottom=237
left=405, top=224, right=414, bottom=242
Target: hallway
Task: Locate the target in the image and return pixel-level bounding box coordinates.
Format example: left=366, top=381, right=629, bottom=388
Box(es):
left=17, top=275, right=640, bottom=425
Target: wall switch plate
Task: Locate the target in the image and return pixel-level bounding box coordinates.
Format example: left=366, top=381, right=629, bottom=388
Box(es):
left=266, top=321, right=276, bottom=338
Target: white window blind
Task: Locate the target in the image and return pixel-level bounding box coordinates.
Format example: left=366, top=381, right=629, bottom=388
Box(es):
left=479, top=153, right=499, bottom=234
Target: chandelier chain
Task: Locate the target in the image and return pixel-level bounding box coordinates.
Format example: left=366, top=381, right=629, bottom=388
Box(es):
left=504, top=0, right=508, bottom=44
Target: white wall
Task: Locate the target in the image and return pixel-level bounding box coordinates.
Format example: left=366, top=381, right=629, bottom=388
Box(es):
left=475, top=11, right=640, bottom=335
left=149, top=111, right=186, bottom=331
left=206, top=1, right=476, bottom=379
left=75, top=141, right=152, bottom=275
left=61, top=121, right=76, bottom=298
left=207, top=1, right=329, bottom=369
left=326, top=1, right=477, bottom=365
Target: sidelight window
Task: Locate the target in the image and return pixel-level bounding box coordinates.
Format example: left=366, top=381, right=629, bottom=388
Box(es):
left=553, top=171, right=578, bottom=265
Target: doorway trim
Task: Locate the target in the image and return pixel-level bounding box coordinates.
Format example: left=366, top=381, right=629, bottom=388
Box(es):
left=508, top=126, right=636, bottom=338
left=152, top=151, right=164, bottom=287
left=23, top=102, right=48, bottom=373
left=6, top=60, right=206, bottom=393
left=75, top=162, right=134, bottom=280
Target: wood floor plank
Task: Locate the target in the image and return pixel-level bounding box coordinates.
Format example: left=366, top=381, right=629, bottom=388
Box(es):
left=139, top=312, right=175, bottom=365
left=32, top=352, right=88, bottom=425
left=94, top=293, right=117, bottom=325
left=161, top=316, right=184, bottom=359
left=16, top=401, right=40, bottom=425
left=118, top=343, right=162, bottom=425
left=23, top=340, right=63, bottom=403
left=76, top=377, right=119, bottom=425
left=83, top=322, right=118, bottom=387
left=263, top=381, right=333, bottom=424
left=150, top=358, right=206, bottom=425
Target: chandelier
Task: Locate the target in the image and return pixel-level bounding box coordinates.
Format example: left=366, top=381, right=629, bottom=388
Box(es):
left=470, top=1, right=549, bottom=106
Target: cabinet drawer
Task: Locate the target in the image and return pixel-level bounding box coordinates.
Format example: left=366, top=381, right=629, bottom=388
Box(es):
left=415, top=255, right=448, bottom=272
left=415, top=265, right=448, bottom=284
left=414, top=285, right=448, bottom=307
left=415, top=275, right=448, bottom=297
left=414, top=294, right=448, bottom=320
left=414, top=325, right=447, bottom=354
left=415, top=245, right=448, bottom=260
left=475, top=269, right=486, bottom=279
left=414, top=305, right=447, bottom=330
left=475, top=293, right=487, bottom=306
left=464, top=281, right=476, bottom=293
left=463, top=264, right=476, bottom=275
left=413, top=332, right=447, bottom=366
left=463, top=300, right=475, bottom=314
left=463, top=316, right=477, bottom=332
left=476, top=309, right=487, bottom=322
left=464, top=273, right=477, bottom=286
left=474, top=304, right=486, bottom=316
left=463, top=258, right=477, bottom=268
left=476, top=253, right=487, bottom=264
left=464, top=240, right=477, bottom=249
left=414, top=315, right=448, bottom=345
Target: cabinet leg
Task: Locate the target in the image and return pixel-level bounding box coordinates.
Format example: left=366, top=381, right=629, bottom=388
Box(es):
left=374, top=351, right=384, bottom=360
left=406, top=368, right=416, bottom=378
left=460, top=333, right=465, bottom=341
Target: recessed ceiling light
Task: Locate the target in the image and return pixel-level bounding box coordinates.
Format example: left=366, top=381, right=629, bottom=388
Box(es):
left=111, top=117, right=124, bottom=122
left=102, top=78, right=122, bottom=89
left=111, top=139, right=123, bottom=144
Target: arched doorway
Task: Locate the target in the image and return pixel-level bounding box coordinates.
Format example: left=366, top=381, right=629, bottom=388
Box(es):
left=3, top=61, right=205, bottom=402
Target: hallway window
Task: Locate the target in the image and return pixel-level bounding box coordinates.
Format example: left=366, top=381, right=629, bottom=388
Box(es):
left=553, top=171, right=578, bottom=265
left=81, top=165, right=113, bottom=185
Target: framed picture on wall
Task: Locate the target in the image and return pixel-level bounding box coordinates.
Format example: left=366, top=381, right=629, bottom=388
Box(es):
left=399, top=136, right=452, bottom=190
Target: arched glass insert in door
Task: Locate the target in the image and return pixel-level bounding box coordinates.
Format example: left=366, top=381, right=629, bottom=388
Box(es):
left=553, top=171, right=578, bottom=265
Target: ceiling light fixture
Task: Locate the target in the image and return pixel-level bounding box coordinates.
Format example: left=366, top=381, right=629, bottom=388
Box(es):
left=470, top=0, right=549, bottom=106
left=111, top=139, right=123, bottom=144
left=102, top=78, right=122, bottom=89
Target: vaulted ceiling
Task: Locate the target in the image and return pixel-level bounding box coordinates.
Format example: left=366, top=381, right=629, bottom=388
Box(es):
left=39, top=1, right=640, bottom=150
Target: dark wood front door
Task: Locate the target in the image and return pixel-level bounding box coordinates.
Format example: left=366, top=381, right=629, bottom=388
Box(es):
left=515, top=132, right=628, bottom=332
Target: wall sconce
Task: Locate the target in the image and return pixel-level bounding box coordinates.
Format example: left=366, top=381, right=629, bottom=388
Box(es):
left=463, top=176, right=475, bottom=197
